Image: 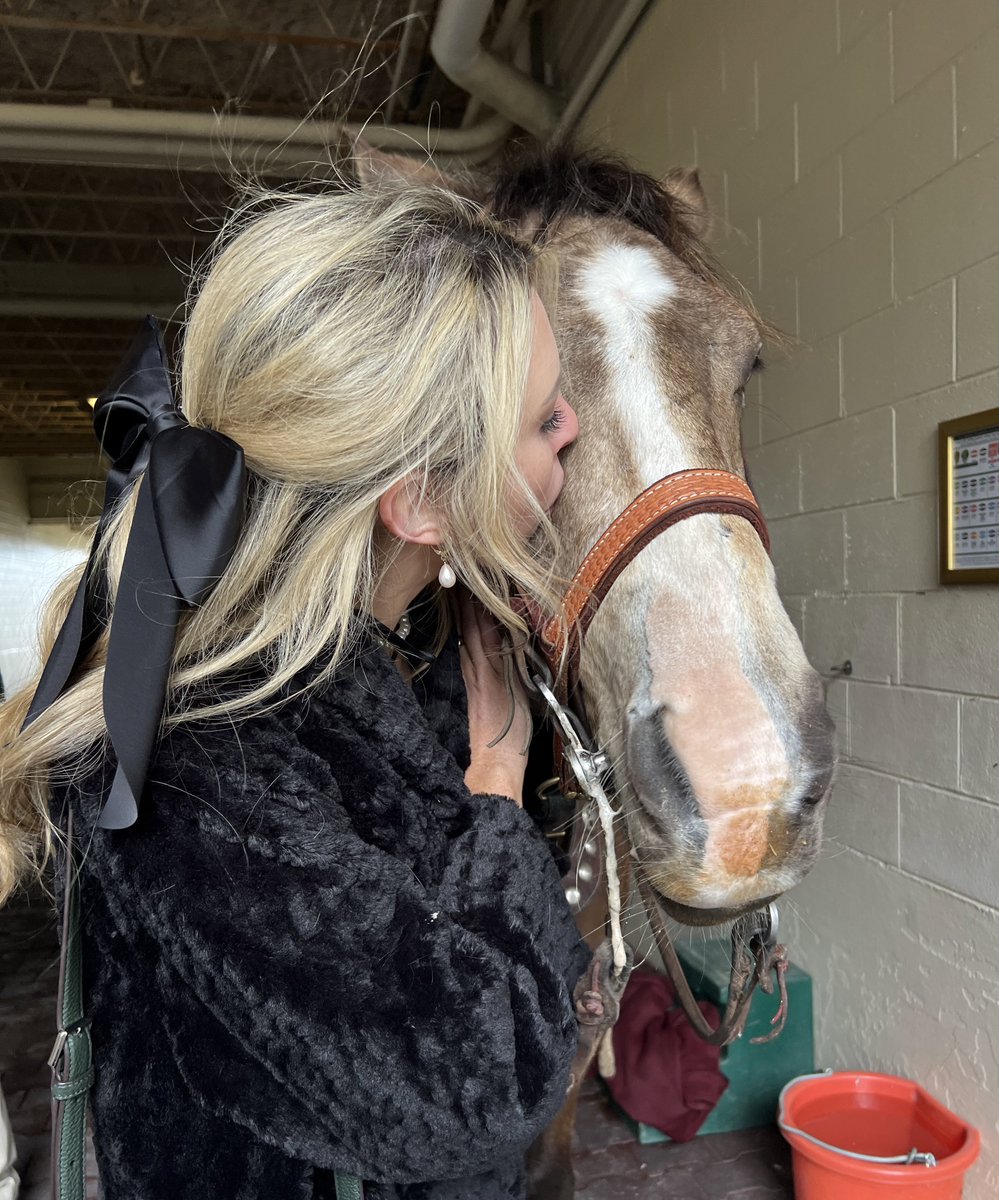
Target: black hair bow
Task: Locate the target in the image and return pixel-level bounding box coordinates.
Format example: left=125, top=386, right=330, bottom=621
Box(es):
left=23, top=316, right=246, bottom=829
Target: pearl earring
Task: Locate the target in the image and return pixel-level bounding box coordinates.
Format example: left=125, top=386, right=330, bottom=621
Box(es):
left=437, top=554, right=456, bottom=589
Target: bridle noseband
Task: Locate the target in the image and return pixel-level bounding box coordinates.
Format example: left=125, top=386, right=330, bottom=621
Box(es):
left=538, top=467, right=770, bottom=702
left=521, top=466, right=789, bottom=1047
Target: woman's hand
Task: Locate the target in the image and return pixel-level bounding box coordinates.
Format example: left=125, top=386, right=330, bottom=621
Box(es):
left=458, top=590, right=532, bottom=805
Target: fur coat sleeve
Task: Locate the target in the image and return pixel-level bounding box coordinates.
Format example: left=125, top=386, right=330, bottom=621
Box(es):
left=68, top=634, right=590, bottom=1193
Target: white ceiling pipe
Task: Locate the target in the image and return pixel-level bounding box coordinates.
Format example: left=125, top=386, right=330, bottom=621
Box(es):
left=0, top=104, right=511, bottom=171
left=0, top=297, right=180, bottom=318
left=0, top=128, right=507, bottom=172
left=553, top=0, right=653, bottom=138
left=460, top=0, right=532, bottom=129
left=431, top=0, right=557, bottom=139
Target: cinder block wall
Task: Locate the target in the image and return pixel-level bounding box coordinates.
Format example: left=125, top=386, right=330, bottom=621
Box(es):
left=0, top=458, right=86, bottom=695
left=583, top=1, right=998, bottom=1191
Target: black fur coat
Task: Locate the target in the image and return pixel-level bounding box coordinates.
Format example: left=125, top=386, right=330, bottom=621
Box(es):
left=58, top=630, right=591, bottom=1199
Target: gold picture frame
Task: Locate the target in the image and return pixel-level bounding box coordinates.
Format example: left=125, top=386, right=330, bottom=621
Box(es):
left=939, top=406, right=999, bottom=585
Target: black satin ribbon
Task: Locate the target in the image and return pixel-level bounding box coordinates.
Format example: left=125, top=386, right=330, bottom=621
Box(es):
left=22, top=316, right=246, bottom=829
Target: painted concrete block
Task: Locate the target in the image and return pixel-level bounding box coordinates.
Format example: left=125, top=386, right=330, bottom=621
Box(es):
left=845, top=494, right=939, bottom=593
left=799, top=215, right=893, bottom=341
left=804, top=594, right=899, bottom=683
left=894, top=139, right=999, bottom=299
left=760, top=335, right=840, bottom=442
left=0, top=459, right=86, bottom=694
left=900, top=591, right=999, bottom=698
left=721, top=104, right=798, bottom=226
left=720, top=49, right=758, bottom=136
left=717, top=0, right=803, bottom=65
left=755, top=1, right=840, bottom=129
left=842, top=65, right=956, bottom=232
left=893, top=0, right=999, bottom=98
left=770, top=510, right=846, bottom=594
left=895, top=370, right=999, bottom=496
left=957, top=251, right=999, bottom=379
left=825, top=677, right=850, bottom=759
left=956, top=25, right=999, bottom=159
left=842, top=281, right=954, bottom=412
left=760, top=157, right=841, bottom=278
left=825, top=764, right=900, bottom=865
left=838, top=0, right=894, bottom=53
left=901, top=782, right=999, bottom=908
left=800, top=407, right=894, bottom=510
left=849, top=682, right=959, bottom=789
left=696, top=53, right=757, bottom=157
left=797, top=17, right=892, bottom=179
left=960, top=697, right=999, bottom=803
left=746, top=438, right=800, bottom=518
left=717, top=218, right=761, bottom=294
left=758, top=269, right=798, bottom=340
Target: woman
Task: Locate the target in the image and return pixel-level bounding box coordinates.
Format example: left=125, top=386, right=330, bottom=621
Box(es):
left=0, top=184, right=591, bottom=1198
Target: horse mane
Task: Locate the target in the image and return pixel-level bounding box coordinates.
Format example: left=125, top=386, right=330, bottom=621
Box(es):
left=490, top=145, right=720, bottom=284
left=489, top=145, right=782, bottom=344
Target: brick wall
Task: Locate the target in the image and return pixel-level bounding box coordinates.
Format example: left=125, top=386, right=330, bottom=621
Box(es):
left=0, top=458, right=87, bottom=696
left=583, top=2, right=998, bottom=1192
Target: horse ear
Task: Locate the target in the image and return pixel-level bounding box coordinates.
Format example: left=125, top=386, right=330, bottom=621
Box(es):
left=661, top=167, right=711, bottom=239
left=352, top=139, right=483, bottom=200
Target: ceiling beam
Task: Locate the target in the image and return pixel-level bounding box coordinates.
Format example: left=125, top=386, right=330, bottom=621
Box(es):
left=0, top=261, right=184, bottom=318
left=0, top=13, right=402, bottom=54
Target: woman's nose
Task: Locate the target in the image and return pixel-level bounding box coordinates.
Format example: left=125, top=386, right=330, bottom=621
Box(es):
left=558, top=400, right=579, bottom=452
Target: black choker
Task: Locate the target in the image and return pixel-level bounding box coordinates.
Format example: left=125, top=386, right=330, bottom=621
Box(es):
left=371, top=614, right=437, bottom=665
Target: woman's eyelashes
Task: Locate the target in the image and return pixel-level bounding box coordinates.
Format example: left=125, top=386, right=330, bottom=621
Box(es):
left=541, top=403, right=566, bottom=434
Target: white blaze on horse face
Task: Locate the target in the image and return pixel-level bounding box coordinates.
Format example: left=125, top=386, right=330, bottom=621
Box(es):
left=576, top=244, right=809, bottom=904
left=578, top=245, right=687, bottom=484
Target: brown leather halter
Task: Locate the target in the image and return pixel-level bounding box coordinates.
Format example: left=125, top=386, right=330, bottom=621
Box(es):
left=536, top=467, right=770, bottom=703
left=522, top=466, right=790, bottom=1047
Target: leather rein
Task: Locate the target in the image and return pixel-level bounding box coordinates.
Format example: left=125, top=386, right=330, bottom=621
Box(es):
left=521, top=467, right=790, bottom=1047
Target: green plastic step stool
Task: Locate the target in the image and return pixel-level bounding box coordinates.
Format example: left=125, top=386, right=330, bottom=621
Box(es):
left=624, top=939, right=814, bottom=1143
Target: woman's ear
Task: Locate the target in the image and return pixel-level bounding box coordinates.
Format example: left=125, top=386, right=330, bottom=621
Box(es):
left=378, top=476, right=444, bottom=546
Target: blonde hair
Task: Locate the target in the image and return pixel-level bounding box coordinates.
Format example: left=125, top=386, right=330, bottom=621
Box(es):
left=0, top=184, right=563, bottom=903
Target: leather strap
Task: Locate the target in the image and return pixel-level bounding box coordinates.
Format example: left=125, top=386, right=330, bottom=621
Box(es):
left=540, top=469, right=769, bottom=694
left=636, top=870, right=789, bottom=1047
left=49, top=808, right=94, bottom=1200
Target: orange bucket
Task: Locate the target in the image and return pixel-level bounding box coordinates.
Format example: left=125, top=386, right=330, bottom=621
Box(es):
left=778, top=1071, right=981, bottom=1199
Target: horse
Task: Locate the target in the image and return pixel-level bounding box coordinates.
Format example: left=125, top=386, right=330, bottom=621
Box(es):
left=356, top=144, right=837, bottom=1198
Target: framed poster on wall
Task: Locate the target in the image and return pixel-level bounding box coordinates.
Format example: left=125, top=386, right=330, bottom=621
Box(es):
left=939, top=406, right=999, bottom=585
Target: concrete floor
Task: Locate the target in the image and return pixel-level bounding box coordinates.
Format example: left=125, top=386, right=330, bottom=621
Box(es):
left=1, top=887, right=794, bottom=1199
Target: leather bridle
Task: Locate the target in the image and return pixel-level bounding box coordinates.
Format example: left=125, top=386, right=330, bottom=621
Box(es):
left=521, top=466, right=790, bottom=1047
left=531, top=467, right=770, bottom=702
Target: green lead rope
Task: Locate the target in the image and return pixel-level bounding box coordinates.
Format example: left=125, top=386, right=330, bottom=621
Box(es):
left=50, top=809, right=365, bottom=1200
left=49, top=808, right=93, bottom=1200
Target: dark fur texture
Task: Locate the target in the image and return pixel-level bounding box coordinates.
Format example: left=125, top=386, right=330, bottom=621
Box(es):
left=491, top=147, right=716, bottom=279
left=56, top=632, right=590, bottom=1198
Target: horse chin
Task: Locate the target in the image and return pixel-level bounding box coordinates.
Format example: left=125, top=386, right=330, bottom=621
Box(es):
left=651, top=888, right=782, bottom=928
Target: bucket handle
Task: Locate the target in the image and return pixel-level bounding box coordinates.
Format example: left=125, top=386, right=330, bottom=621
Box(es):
left=777, top=1070, right=937, bottom=1169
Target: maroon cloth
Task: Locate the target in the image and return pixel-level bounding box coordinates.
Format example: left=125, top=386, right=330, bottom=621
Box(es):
left=604, top=968, right=728, bottom=1142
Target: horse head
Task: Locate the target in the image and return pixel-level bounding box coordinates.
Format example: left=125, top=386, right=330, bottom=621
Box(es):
left=356, top=145, right=836, bottom=927
left=491, top=149, right=836, bottom=926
